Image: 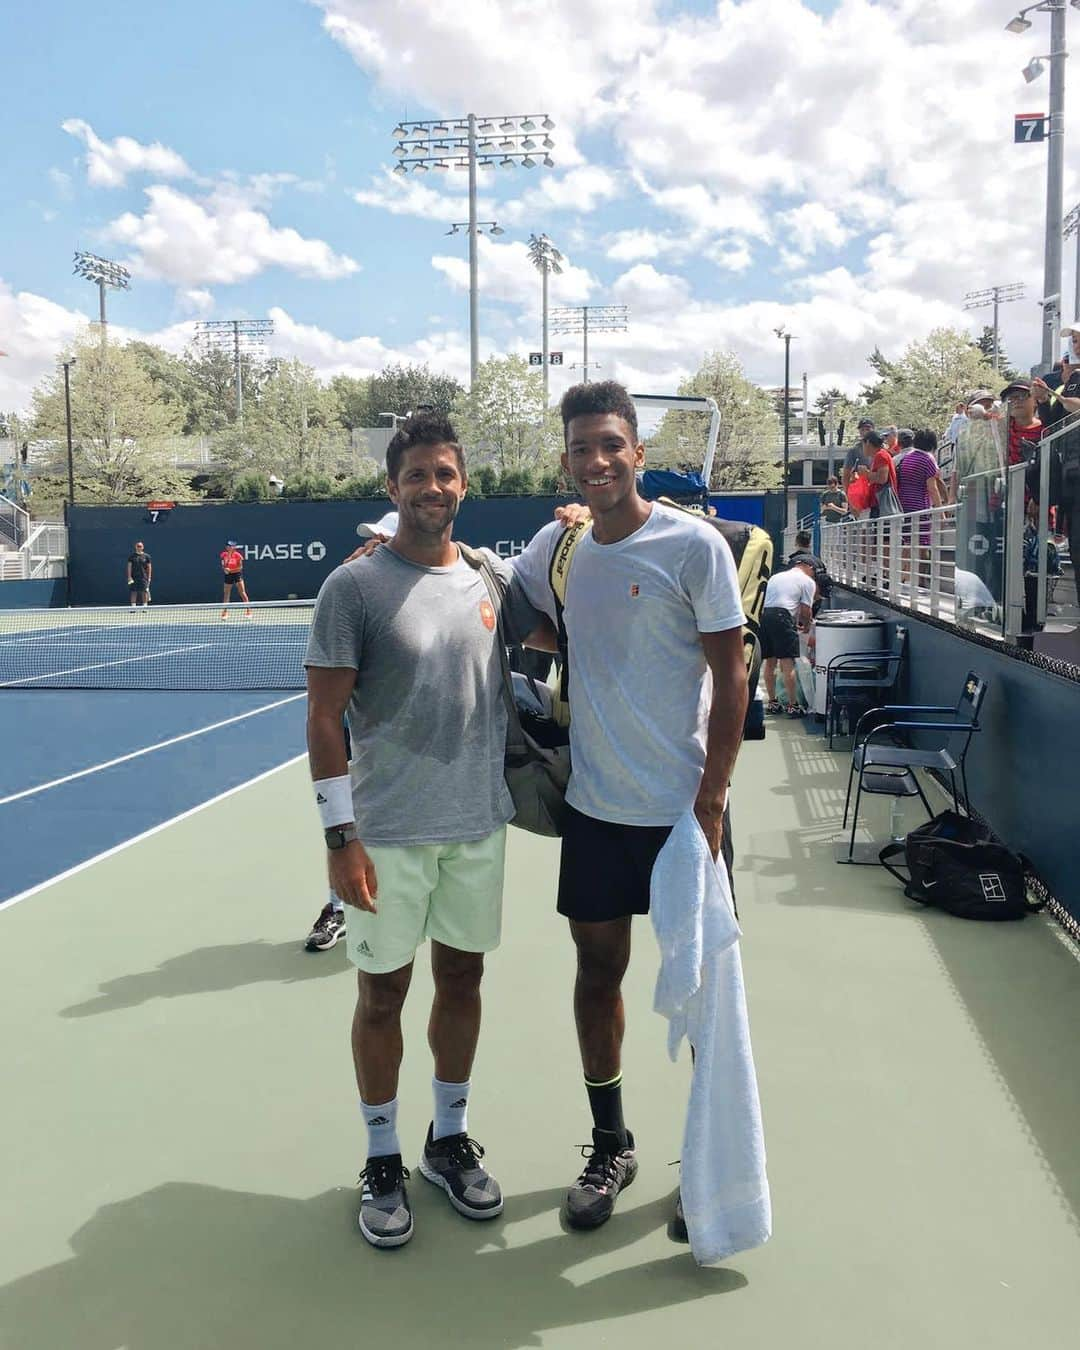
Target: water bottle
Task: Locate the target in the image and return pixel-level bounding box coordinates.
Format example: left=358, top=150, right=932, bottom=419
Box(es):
left=889, top=795, right=905, bottom=844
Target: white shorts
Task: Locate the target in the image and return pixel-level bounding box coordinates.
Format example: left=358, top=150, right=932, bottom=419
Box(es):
left=345, top=828, right=507, bottom=974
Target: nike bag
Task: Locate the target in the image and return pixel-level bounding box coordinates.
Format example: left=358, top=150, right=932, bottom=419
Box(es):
left=879, top=811, right=1040, bottom=921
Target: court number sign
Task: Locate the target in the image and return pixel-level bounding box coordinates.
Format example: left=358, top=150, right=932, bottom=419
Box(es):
left=146, top=500, right=175, bottom=523
left=529, top=351, right=564, bottom=365
left=1015, top=113, right=1047, bottom=143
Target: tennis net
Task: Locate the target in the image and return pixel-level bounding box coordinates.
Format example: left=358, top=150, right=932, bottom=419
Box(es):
left=0, top=601, right=313, bottom=690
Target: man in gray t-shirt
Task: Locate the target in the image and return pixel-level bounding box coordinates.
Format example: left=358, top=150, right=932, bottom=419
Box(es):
left=304, top=412, right=548, bottom=1250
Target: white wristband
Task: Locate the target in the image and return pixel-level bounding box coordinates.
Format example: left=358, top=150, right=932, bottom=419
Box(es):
left=315, top=774, right=354, bottom=828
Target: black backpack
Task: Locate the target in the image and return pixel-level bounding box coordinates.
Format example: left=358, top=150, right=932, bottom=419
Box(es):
left=879, top=811, right=1041, bottom=921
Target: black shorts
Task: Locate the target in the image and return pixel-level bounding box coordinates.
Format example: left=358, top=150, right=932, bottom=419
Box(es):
left=130, top=582, right=148, bottom=595
left=761, top=606, right=799, bottom=660
left=223, top=574, right=245, bottom=586
left=557, top=801, right=735, bottom=923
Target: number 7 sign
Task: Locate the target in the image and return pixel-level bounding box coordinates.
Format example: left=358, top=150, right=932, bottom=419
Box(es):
left=1015, top=113, right=1047, bottom=143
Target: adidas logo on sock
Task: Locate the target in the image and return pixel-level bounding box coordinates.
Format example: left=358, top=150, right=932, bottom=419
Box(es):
left=368, top=1115, right=390, bottom=1127
left=357, top=940, right=373, bottom=956
left=450, top=1098, right=468, bottom=1110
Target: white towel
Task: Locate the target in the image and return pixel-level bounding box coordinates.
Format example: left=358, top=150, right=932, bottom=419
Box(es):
left=650, top=809, right=772, bottom=1265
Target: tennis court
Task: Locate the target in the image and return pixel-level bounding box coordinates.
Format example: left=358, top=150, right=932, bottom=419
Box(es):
left=2, top=611, right=1080, bottom=1348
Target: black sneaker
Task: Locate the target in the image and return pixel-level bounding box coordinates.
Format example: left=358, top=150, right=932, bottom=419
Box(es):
left=418, top=1124, right=503, bottom=1219
left=563, top=1128, right=637, bottom=1230
left=305, top=903, right=346, bottom=951
left=358, top=1153, right=413, bottom=1248
left=786, top=704, right=805, bottom=718
left=670, top=1190, right=689, bottom=1243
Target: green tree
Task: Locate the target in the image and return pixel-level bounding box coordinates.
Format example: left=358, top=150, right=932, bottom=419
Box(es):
left=329, top=374, right=374, bottom=430
left=451, top=356, right=559, bottom=475
left=30, top=336, right=183, bottom=500
left=973, top=326, right=1019, bottom=383
left=650, top=351, right=782, bottom=489
left=859, top=328, right=999, bottom=433
left=370, top=363, right=463, bottom=421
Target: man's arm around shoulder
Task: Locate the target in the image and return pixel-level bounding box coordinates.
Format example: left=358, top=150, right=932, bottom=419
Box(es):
left=695, top=626, right=748, bottom=860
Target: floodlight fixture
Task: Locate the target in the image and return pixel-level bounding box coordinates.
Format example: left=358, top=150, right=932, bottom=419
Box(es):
left=1023, top=55, right=1046, bottom=82
left=549, top=303, right=629, bottom=385
left=522, top=155, right=536, bottom=167
left=478, top=120, right=495, bottom=133
left=521, top=118, right=536, bottom=131
left=392, top=124, right=408, bottom=138
left=500, top=155, right=514, bottom=167
left=499, top=118, right=515, bottom=132
left=1006, top=15, right=1032, bottom=31
left=489, top=224, right=505, bottom=235
left=414, top=161, right=429, bottom=172
left=393, top=162, right=407, bottom=174
left=446, top=224, right=461, bottom=235
left=499, top=137, right=516, bottom=150
left=542, top=116, right=554, bottom=130
left=543, top=155, right=554, bottom=167
left=522, top=137, right=536, bottom=149
left=73, top=250, right=131, bottom=348
left=432, top=122, right=449, bottom=135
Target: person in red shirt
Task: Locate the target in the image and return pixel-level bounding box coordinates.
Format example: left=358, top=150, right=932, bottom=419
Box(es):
left=1001, top=380, right=1044, bottom=466
left=864, top=431, right=899, bottom=516
left=219, top=540, right=253, bottom=619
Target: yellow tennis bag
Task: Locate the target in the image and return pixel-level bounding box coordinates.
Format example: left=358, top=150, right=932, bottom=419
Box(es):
left=547, top=500, right=772, bottom=734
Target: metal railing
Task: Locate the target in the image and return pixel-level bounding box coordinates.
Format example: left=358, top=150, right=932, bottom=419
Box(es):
left=820, top=504, right=958, bottom=622
left=0, top=521, right=68, bottom=581
left=0, top=493, right=30, bottom=549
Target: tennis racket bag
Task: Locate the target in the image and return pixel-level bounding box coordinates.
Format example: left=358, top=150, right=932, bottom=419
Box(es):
left=879, top=811, right=1040, bottom=921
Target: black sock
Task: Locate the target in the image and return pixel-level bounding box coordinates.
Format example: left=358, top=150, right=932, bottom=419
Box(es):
left=585, top=1073, right=628, bottom=1148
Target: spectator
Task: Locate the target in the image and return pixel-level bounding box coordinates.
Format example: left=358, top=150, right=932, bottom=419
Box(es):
left=1001, top=380, right=1044, bottom=467
left=1034, top=323, right=1080, bottom=581
left=895, top=428, right=945, bottom=582
left=878, top=425, right=900, bottom=459
left=865, top=431, right=900, bottom=518
left=820, top=476, right=849, bottom=523
left=943, top=390, right=1001, bottom=502
left=761, top=559, right=816, bottom=717
left=842, top=418, right=874, bottom=494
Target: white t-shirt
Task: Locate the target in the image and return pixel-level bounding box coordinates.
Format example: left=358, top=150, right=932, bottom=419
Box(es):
left=510, top=503, right=745, bottom=826
left=764, top=567, right=815, bottom=618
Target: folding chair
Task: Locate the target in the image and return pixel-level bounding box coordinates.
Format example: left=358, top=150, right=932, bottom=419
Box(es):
left=840, top=671, right=988, bottom=863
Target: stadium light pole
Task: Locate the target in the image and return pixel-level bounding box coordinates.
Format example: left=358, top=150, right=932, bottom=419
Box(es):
left=775, top=327, right=794, bottom=528
left=550, top=305, right=629, bottom=385
left=1007, top=1, right=1075, bottom=367
left=194, top=319, right=274, bottom=422
left=72, top=251, right=131, bottom=350
left=61, top=357, right=76, bottom=506
left=963, top=283, right=1026, bottom=372
left=528, top=234, right=563, bottom=408
left=391, top=112, right=555, bottom=387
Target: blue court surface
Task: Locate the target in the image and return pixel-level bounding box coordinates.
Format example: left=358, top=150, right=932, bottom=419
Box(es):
left=0, top=689, right=306, bottom=905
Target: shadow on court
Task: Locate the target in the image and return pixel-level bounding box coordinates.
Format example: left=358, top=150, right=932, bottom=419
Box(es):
left=0, top=1182, right=746, bottom=1350
left=59, top=941, right=347, bottom=1018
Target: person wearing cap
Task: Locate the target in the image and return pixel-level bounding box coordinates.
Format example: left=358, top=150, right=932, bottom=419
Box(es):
left=1000, top=380, right=1044, bottom=468
left=1033, top=324, right=1080, bottom=576
left=842, top=418, right=874, bottom=494
left=219, top=540, right=253, bottom=619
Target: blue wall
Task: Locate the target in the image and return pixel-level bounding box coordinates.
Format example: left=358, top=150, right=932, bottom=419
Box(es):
left=67, top=499, right=571, bottom=606
left=0, top=578, right=66, bottom=608
left=834, top=587, right=1080, bottom=921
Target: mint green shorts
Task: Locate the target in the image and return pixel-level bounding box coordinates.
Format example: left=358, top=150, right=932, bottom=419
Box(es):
left=345, top=827, right=507, bottom=974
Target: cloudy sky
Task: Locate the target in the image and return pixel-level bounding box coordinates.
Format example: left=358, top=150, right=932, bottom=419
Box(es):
left=2, top=0, right=1077, bottom=414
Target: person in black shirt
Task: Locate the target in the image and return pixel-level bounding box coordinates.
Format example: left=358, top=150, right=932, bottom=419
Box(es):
left=820, top=476, right=849, bottom=523
left=126, top=541, right=152, bottom=607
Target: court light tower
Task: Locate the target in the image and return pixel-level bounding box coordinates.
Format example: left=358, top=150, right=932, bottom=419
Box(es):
left=61, top=356, right=77, bottom=506
left=528, top=234, right=563, bottom=407
left=194, top=318, right=274, bottom=422
left=775, top=327, right=795, bottom=526
left=391, top=112, right=555, bottom=387
left=73, top=251, right=131, bottom=349
left=549, top=305, right=629, bottom=385
left=963, top=283, right=1026, bottom=372
left=1006, top=1, right=1077, bottom=366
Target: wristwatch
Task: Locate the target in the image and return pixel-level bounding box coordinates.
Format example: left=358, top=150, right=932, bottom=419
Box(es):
left=324, top=825, right=358, bottom=850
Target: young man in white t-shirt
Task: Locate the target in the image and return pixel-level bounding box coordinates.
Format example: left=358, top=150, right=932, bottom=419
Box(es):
left=760, top=561, right=816, bottom=716
left=511, top=381, right=748, bottom=1238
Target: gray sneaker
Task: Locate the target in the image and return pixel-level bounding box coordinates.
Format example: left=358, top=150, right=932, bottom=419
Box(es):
left=358, top=1153, right=413, bottom=1248
left=563, top=1128, right=638, bottom=1230
left=418, top=1124, right=503, bottom=1219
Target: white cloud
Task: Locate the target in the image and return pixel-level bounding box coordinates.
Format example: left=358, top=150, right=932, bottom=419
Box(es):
left=353, top=170, right=485, bottom=223
left=105, top=184, right=360, bottom=286
left=61, top=118, right=193, bottom=189
left=177, top=288, right=215, bottom=317
left=431, top=236, right=595, bottom=308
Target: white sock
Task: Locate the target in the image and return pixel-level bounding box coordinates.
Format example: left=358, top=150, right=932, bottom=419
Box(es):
left=361, top=1097, right=400, bottom=1159
left=432, top=1077, right=470, bottom=1141
left=329, top=890, right=344, bottom=915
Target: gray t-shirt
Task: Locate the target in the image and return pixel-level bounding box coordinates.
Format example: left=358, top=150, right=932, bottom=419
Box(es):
left=305, top=544, right=539, bottom=846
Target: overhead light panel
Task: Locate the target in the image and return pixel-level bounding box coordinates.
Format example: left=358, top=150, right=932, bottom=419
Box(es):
left=1005, top=15, right=1031, bottom=31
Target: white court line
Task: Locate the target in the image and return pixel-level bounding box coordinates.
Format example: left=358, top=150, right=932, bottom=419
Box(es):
left=0, top=641, right=217, bottom=687
left=0, top=752, right=307, bottom=913
left=0, top=692, right=305, bottom=805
